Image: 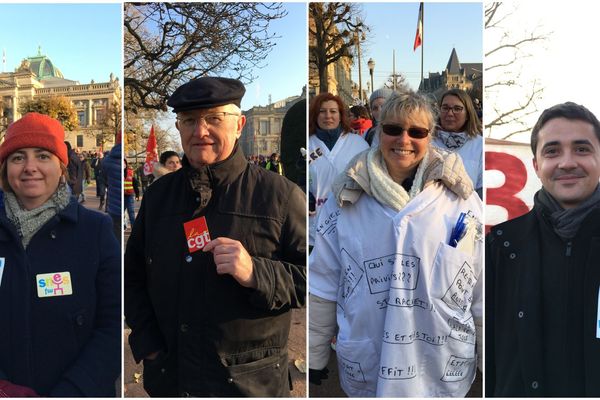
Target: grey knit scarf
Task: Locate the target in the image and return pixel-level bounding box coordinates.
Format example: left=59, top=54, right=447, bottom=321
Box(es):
left=4, top=182, right=71, bottom=248
left=535, top=185, right=600, bottom=240
left=437, top=130, right=468, bottom=150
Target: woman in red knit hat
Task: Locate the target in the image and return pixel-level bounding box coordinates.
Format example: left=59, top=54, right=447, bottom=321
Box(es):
left=0, top=112, right=121, bottom=397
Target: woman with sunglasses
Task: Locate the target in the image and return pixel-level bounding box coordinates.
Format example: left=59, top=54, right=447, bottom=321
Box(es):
left=433, top=89, right=483, bottom=197
left=309, top=91, right=483, bottom=397
left=308, top=93, right=369, bottom=249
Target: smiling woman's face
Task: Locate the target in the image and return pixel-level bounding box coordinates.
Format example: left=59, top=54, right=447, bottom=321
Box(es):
left=379, top=109, right=431, bottom=184
left=7, top=147, right=62, bottom=210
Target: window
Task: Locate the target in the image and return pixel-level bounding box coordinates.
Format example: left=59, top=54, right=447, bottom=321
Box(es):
left=96, top=134, right=103, bottom=147
left=96, top=109, right=106, bottom=124
left=76, top=135, right=84, bottom=148
left=260, top=120, right=269, bottom=135
left=78, top=111, right=86, bottom=127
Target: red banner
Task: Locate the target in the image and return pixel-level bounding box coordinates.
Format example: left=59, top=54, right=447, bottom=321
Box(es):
left=143, top=125, right=158, bottom=176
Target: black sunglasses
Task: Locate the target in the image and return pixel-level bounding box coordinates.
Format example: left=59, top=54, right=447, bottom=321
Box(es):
left=381, top=124, right=429, bottom=139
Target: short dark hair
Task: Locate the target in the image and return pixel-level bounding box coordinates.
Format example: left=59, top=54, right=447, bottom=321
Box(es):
left=159, top=151, right=180, bottom=165
left=349, top=105, right=370, bottom=120
left=531, top=102, right=600, bottom=156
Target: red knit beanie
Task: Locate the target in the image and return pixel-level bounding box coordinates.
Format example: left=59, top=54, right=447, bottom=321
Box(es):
left=0, top=112, right=69, bottom=165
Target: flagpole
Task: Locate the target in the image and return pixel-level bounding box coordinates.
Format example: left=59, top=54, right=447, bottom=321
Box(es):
left=420, top=2, right=424, bottom=90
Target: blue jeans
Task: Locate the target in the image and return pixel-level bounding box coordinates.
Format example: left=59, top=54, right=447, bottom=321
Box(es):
left=124, top=195, right=136, bottom=226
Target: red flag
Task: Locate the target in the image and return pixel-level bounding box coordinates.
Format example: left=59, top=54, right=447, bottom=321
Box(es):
left=413, top=3, right=423, bottom=51
left=143, top=125, right=158, bottom=176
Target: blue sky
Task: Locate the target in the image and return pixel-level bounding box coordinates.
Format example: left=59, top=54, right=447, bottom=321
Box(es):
left=0, top=3, right=122, bottom=84
left=353, top=2, right=483, bottom=93
left=240, top=2, right=307, bottom=110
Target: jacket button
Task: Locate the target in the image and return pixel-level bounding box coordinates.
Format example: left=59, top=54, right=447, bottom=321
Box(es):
left=75, top=314, right=85, bottom=326
left=531, top=381, right=539, bottom=389
left=275, top=363, right=280, bottom=369
left=227, top=378, right=234, bottom=384
left=185, top=255, right=193, bottom=263
left=180, top=324, right=189, bottom=332
left=148, top=257, right=152, bottom=265
left=503, top=241, right=510, bottom=247
left=509, top=253, right=516, bottom=259
left=182, top=392, right=190, bottom=397
left=195, top=197, right=200, bottom=202
left=518, top=311, right=524, bottom=318
left=496, top=229, right=503, bottom=236
left=160, top=368, right=166, bottom=374
left=50, top=231, right=57, bottom=239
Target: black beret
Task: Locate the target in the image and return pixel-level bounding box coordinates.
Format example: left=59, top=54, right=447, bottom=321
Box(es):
left=167, top=77, right=246, bottom=113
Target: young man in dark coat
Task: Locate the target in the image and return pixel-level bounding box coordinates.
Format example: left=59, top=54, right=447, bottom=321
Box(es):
left=486, top=102, right=600, bottom=397
left=124, top=77, right=306, bottom=397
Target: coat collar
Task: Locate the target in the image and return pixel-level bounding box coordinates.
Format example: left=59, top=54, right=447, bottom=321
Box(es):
left=181, top=143, right=247, bottom=187
left=0, top=197, right=79, bottom=242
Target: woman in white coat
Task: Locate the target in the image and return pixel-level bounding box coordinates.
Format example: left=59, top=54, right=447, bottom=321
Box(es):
left=308, top=93, right=368, bottom=248
left=309, top=91, right=483, bottom=397
left=432, top=89, right=483, bottom=198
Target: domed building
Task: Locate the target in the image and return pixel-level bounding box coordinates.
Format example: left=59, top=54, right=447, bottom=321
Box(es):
left=0, top=48, right=121, bottom=152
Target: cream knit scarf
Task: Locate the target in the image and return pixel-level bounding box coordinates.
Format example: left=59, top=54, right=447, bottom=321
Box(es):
left=4, top=182, right=71, bottom=248
left=367, top=146, right=430, bottom=211
left=333, top=146, right=473, bottom=212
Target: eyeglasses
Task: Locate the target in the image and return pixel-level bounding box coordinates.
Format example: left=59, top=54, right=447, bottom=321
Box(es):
left=381, top=124, right=429, bottom=139
left=176, top=112, right=240, bottom=132
left=440, top=105, right=465, bottom=114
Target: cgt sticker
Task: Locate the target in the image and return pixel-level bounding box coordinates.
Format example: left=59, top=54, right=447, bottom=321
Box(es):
left=184, top=216, right=211, bottom=253
left=37, top=272, right=72, bottom=298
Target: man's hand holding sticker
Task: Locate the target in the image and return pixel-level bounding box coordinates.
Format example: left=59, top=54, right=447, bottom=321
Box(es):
left=203, top=237, right=256, bottom=289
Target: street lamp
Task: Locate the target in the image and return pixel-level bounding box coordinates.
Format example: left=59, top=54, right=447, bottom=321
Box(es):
left=368, top=58, right=375, bottom=95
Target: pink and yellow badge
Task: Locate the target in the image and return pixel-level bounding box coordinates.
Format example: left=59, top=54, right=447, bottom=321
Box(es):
left=184, top=216, right=211, bottom=253
left=36, top=272, right=72, bottom=298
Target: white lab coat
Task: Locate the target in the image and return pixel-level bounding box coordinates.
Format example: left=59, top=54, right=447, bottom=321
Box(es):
left=310, top=182, right=483, bottom=397
left=308, top=133, right=369, bottom=246
left=432, top=133, right=483, bottom=191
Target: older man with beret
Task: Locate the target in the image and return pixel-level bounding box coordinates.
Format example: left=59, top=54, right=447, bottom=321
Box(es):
left=124, top=77, right=306, bottom=397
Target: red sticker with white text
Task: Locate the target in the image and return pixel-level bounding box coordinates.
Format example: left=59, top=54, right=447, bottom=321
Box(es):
left=184, top=216, right=211, bottom=253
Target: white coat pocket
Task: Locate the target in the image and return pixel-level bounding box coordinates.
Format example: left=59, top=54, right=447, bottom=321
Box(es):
left=335, top=338, right=379, bottom=397
left=430, top=242, right=476, bottom=321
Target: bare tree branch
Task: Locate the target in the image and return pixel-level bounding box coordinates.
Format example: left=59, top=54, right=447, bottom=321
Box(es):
left=484, top=2, right=552, bottom=140
left=309, top=2, right=367, bottom=94
left=124, top=3, right=287, bottom=112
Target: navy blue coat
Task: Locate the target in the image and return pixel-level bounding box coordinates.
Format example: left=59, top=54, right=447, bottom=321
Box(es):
left=103, top=143, right=122, bottom=219
left=0, top=199, right=121, bottom=397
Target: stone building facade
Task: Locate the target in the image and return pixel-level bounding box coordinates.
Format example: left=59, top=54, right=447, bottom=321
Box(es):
left=419, top=48, right=482, bottom=100
left=239, top=90, right=304, bottom=157
left=0, top=51, right=121, bottom=152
